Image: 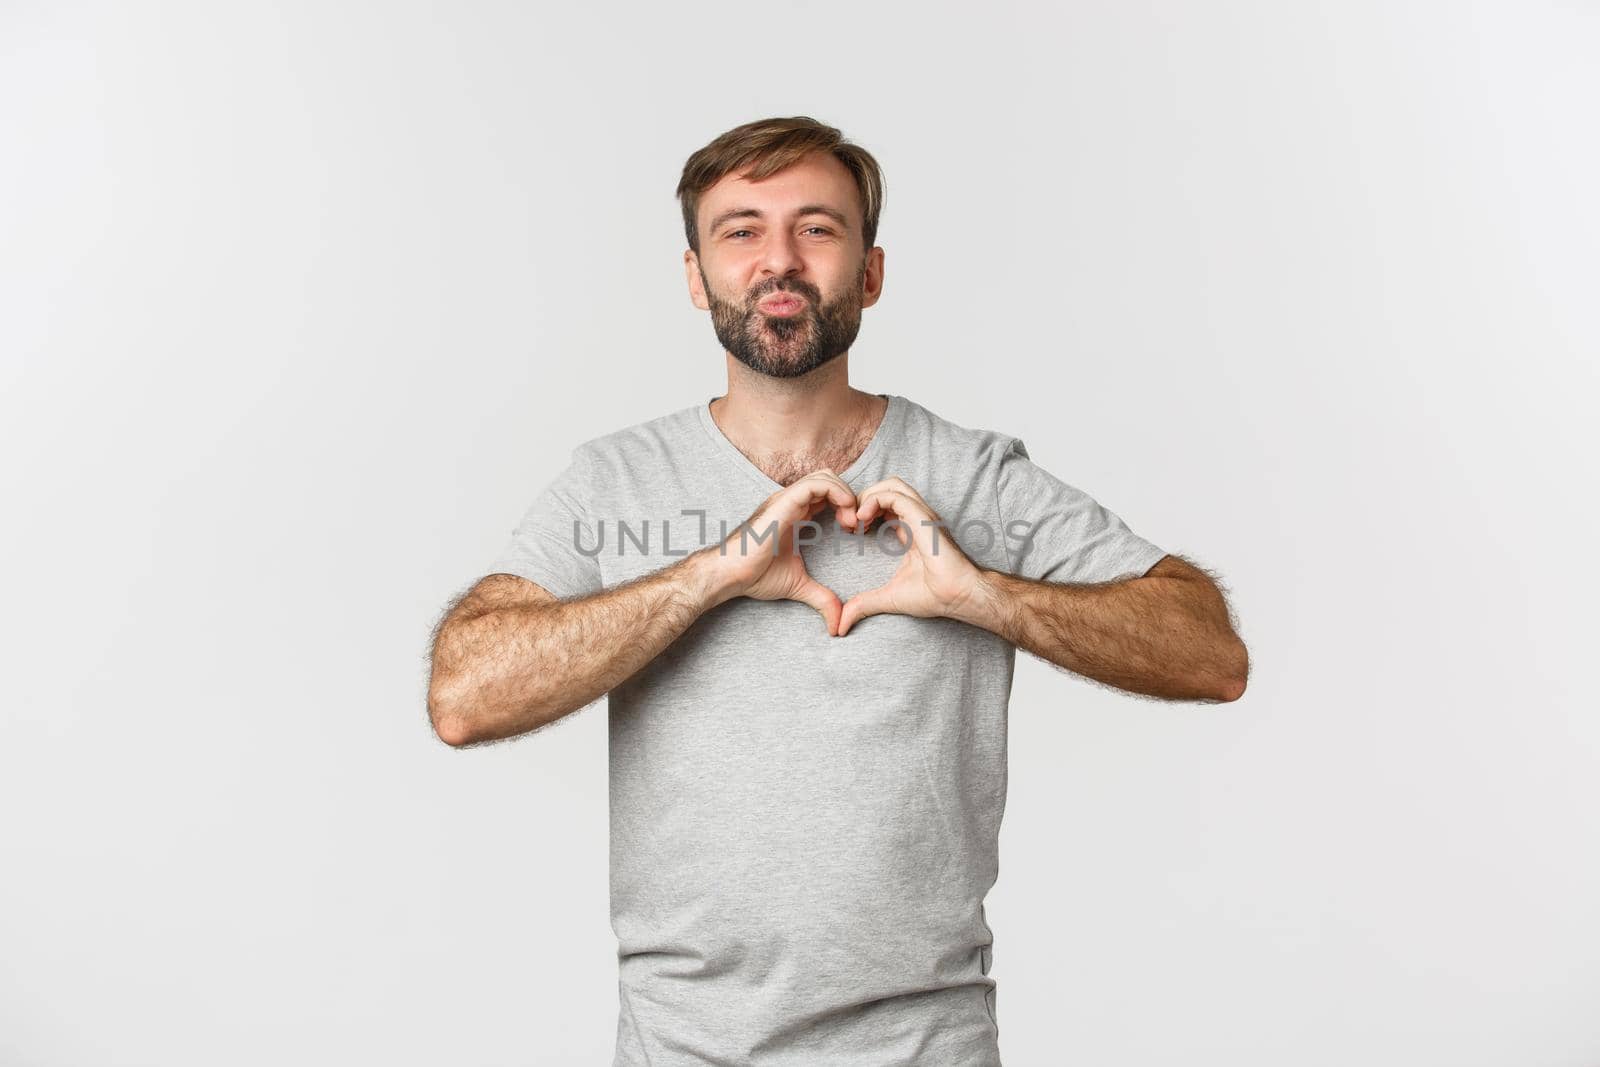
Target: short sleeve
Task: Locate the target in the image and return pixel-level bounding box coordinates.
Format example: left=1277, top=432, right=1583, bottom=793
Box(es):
left=995, top=436, right=1168, bottom=584
left=485, top=447, right=604, bottom=600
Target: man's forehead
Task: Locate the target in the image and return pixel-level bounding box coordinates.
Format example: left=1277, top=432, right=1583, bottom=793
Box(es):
left=700, top=154, right=860, bottom=224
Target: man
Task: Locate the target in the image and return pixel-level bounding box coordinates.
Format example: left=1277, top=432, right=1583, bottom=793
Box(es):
left=427, top=116, right=1249, bottom=1066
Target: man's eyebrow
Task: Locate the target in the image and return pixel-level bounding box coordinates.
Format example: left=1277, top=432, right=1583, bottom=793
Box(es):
left=706, top=205, right=851, bottom=234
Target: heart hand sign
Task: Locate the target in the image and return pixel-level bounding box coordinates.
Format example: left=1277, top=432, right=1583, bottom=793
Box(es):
left=836, top=476, right=984, bottom=638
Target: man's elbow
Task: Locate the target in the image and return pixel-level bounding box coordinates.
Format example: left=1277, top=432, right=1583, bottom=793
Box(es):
left=433, top=713, right=477, bottom=748
left=1210, top=636, right=1249, bottom=703
left=428, top=678, right=478, bottom=748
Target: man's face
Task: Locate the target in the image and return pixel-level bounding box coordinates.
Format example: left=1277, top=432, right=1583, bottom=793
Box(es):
left=685, top=152, right=884, bottom=379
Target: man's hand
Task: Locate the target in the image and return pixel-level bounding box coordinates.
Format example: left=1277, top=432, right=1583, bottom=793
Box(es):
left=836, top=476, right=984, bottom=638
left=703, top=470, right=1247, bottom=701
left=712, top=470, right=861, bottom=635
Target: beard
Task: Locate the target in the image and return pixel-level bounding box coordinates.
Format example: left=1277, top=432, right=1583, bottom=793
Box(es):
left=703, top=263, right=866, bottom=380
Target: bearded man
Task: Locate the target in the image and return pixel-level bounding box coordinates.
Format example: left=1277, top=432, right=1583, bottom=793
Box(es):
left=428, top=115, right=1249, bottom=1066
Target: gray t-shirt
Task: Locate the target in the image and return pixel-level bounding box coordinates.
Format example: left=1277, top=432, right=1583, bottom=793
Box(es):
left=486, top=393, right=1167, bottom=1066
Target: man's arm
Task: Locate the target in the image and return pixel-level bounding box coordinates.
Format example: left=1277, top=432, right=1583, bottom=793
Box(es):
left=950, top=553, right=1249, bottom=703
left=428, top=470, right=859, bottom=747
left=427, top=548, right=734, bottom=747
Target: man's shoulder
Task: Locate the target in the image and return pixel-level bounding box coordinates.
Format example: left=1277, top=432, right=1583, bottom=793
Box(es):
left=564, top=400, right=704, bottom=465
left=894, top=393, right=1024, bottom=461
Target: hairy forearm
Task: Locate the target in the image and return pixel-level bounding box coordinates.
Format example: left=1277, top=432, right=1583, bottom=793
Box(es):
left=430, top=547, right=733, bottom=745
left=951, top=567, right=1249, bottom=702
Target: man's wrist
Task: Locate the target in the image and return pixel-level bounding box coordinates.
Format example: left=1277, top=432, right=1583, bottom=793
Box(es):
left=681, top=544, right=743, bottom=610
left=947, top=566, right=1009, bottom=631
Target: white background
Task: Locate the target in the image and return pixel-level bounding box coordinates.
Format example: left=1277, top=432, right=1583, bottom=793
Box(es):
left=3, top=2, right=1596, bottom=1064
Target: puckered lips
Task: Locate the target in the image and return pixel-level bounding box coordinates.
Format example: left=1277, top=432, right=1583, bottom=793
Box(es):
left=756, top=293, right=808, bottom=317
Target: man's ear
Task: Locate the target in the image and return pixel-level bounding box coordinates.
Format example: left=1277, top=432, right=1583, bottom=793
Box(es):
left=684, top=250, right=710, bottom=310
left=860, top=246, right=886, bottom=309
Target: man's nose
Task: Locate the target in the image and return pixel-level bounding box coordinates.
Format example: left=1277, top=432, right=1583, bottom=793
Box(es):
left=758, top=229, right=804, bottom=279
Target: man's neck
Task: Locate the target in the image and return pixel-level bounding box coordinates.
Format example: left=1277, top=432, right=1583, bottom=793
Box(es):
left=710, top=359, right=888, bottom=485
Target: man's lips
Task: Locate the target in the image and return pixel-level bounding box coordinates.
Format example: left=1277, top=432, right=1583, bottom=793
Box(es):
left=757, top=294, right=807, bottom=316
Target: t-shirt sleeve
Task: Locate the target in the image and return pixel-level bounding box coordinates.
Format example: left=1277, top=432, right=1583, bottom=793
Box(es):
left=485, top=446, right=604, bottom=600
left=994, top=436, right=1168, bottom=584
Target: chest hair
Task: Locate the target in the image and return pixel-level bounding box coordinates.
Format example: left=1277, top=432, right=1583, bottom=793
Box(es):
left=750, top=421, right=880, bottom=488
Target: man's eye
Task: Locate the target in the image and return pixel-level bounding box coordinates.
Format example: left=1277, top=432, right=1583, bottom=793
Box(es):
left=725, top=228, right=831, bottom=239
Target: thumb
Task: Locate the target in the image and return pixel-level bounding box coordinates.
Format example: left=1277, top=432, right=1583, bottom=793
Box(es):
left=838, top=584, right=896, bottom=638
left=787, top=576, right=843, bottom=636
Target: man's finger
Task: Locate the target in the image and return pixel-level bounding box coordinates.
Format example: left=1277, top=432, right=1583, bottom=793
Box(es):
left=855, top=488, right=954, bottom=558
left=838, top=583, right=896, bottom=638
left=856, top=488, right=929, bottom=534
left=781, top=472, right=858, bottom=524
left=788, top=575, right=844, bottom=636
